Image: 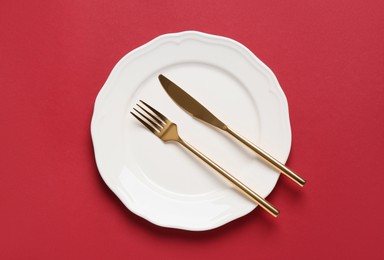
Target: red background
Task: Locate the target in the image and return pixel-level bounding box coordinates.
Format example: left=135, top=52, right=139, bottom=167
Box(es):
left=1, top=0, right=383, bottom=259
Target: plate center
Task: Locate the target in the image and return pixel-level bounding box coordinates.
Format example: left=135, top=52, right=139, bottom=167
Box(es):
left=124, top=62, right=261, bottom=196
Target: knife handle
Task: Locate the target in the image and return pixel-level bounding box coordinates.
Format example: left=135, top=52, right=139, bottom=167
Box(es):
left=178, top=139, right=279, bottom=217
left=226, top=127, right=306, bottom=187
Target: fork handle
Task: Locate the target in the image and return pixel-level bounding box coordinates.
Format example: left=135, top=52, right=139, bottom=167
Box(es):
left=178, top=139, right=279, bottom=217
left=225, top=127, right=306, bottom=187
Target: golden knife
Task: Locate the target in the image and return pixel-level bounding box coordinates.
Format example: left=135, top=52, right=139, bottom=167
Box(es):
left=158, top=74, right=306, bottom=187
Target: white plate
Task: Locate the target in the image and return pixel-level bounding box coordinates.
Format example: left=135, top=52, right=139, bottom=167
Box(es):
left=91, top=31, right=291, bottom=231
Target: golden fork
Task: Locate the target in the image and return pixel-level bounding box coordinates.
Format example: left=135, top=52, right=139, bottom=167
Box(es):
left=131, top=100, right=279, bottom=217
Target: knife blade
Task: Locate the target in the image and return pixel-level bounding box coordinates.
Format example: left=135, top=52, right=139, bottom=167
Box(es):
left=158, top=74, right=227, bottom=130
left=158, top=74, right=306, bottom=187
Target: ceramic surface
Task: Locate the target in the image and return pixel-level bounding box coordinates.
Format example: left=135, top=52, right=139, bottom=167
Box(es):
left=91, top=31, right=291, bottom=230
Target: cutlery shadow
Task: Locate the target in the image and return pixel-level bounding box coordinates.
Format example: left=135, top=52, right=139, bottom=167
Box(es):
left=216, top=128, right=306, bottom=190
left=272, top=161, right=307, bottom=204
left=171, top=141, right=242, bottom=188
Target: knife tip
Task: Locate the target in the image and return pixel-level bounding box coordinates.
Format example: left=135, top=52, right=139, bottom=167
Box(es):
left=158, top=74, right=169, bottom=86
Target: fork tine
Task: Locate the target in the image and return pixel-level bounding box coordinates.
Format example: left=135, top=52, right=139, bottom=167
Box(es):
left=130, top=111, right=158, bottom=133
left=137, top=103, right=164, bottom=126
left=132, top=108, right=162, bottom=131
left=139, top=100, right=167, bottom=122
